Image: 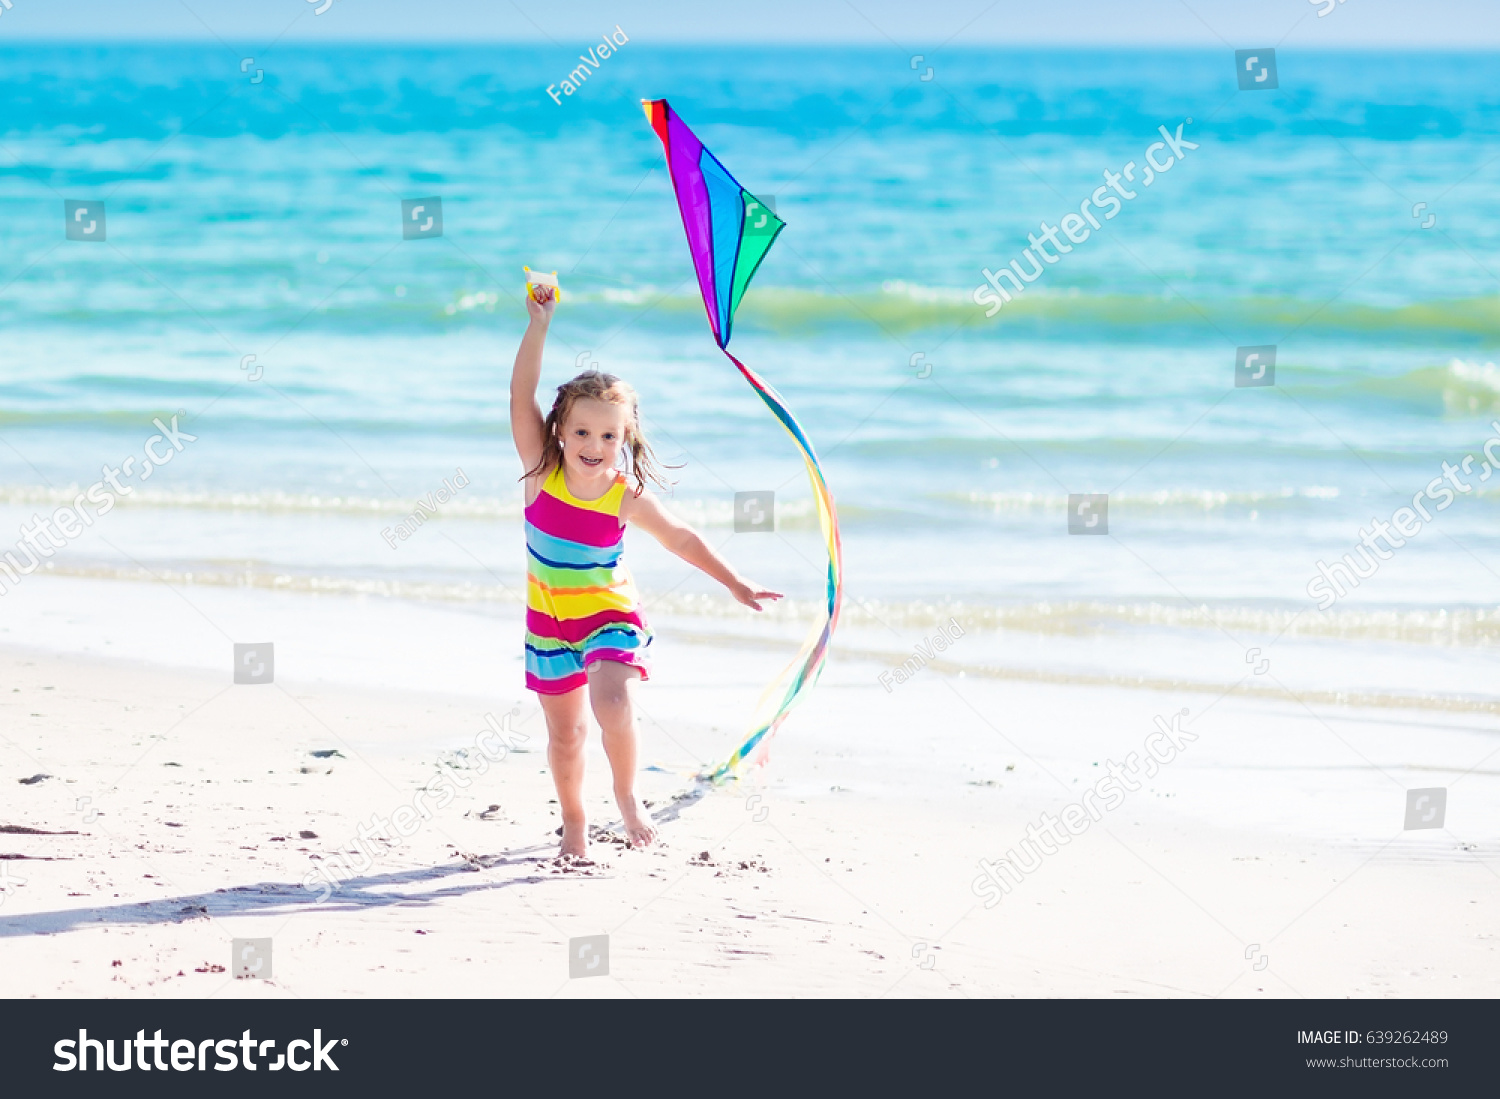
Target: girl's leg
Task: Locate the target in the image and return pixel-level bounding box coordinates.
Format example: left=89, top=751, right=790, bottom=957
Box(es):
left=586, top=660, right=657, bottom=847
left=538, top=686, right=590, bottom=857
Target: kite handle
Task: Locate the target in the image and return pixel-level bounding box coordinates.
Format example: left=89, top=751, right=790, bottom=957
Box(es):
left=524, top=266, right=562, bottom=304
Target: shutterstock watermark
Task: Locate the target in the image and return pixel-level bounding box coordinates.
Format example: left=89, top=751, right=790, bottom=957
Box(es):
left=569, top=934, right=609, bottom=978
left=0, top=415, right=198, bottom=597
left=973, top=120, right=1199, bottom=317
left=971, top=709, right=1196, bottom=906
left=1306, top=422, right=1500, bottom=609
left=380, top=468, right=470, bottom=548
left=879, top=617, right=965, bottom=692
left=54, top=1029, right=344, bottom=1072
left=0, top=862, right=26, bottom=907
left=302, top=710, right=527, bottom=901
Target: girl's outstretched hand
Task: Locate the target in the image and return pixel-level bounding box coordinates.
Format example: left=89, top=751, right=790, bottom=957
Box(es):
left=730, top=579, right=783, bottom=612
left=525, top=284, right=556, bottom=324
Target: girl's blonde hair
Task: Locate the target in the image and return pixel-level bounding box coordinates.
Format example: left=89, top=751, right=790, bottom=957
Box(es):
left=523, top=371, right=673, bottom=496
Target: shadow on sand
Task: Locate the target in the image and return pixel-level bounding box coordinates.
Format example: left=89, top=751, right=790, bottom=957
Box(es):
left=0, top=778, right=722, bottom=940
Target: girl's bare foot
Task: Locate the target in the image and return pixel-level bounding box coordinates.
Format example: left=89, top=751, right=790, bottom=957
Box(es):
left=616, top=794, right=657, bottom=847
left=559, top=817, right=588, bottom=858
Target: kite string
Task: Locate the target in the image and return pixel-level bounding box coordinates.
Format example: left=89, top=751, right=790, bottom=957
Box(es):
left=708, top=349, right=844, bottom=782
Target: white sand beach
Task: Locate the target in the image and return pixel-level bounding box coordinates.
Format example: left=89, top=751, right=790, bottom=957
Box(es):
left=1, top=574, right=1496, bottom=998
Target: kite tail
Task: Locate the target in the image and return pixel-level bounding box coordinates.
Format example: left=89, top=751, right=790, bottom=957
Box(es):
left=707, top=351, right=844, bottom=783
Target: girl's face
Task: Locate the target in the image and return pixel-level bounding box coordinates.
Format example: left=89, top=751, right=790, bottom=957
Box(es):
left=558, top=398, right=630, bottom=478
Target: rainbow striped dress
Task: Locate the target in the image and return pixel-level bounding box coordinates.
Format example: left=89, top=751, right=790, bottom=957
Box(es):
left=524, top=463, right=652, bottom=694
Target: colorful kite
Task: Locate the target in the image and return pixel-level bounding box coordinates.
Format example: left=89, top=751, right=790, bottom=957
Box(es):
left=642, top=98, right=843, bottom=782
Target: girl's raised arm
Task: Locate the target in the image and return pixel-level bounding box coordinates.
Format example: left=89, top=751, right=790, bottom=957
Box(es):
left=510, top=285, right=556, bottom=476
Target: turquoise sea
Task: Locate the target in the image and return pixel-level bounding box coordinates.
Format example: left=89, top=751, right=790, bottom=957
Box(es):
left=2, top=45, right=1499, bottom=647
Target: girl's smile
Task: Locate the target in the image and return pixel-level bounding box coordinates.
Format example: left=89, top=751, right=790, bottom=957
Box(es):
left=559, top=397, right=629, bottom=487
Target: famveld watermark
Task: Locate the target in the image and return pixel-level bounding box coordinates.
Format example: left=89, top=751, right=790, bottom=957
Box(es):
left=1306, top=422, right=1500, bottom=610
left=0, top=415, right=198, bottom=597
left=546, top=25, right=629, bottom=105
left=302, top=710, right=527, bottom=901
left=381, top=468, right=470, bottom=548
left=973, top=119, right=1199, bottom=317
left=970, top=709, right=1196, bottom=907
left=879, top=617, right=966, bottom=692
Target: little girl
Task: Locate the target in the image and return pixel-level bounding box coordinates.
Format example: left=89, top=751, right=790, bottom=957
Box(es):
left=510, top=285, right=781, bottom=857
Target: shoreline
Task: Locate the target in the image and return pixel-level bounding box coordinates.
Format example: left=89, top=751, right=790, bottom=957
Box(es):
left=2, top=573, right=1496, bottom=706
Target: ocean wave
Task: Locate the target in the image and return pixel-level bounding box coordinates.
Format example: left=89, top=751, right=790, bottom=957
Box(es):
left=1442, top=359, right=1500, bottom=414
left=12, top=562, right=529, bottom=602
left=0, top=485, right=520, bottom=518
left=960, top=291, right=1500, bottom=340
left=441, top=291, right=503, bottom=316
left=825, top=598, right=1500, bottom=647
left=705, top=287, right=1500, bottom=340
left=1356, top=358, right=1500, bottom=416
left=729, top=287, right=1500, bottom=337
left=661, top=594, right=1500, bottom=648
left=0, top=484, right=839, bottom=528
left=0, top=408, right=517, bottom=436
left=15, top=560, right=1500, bottom=648
left=7, top=287, right=1500, bottom=342
left=944, top=487, right=1344, bottom=513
